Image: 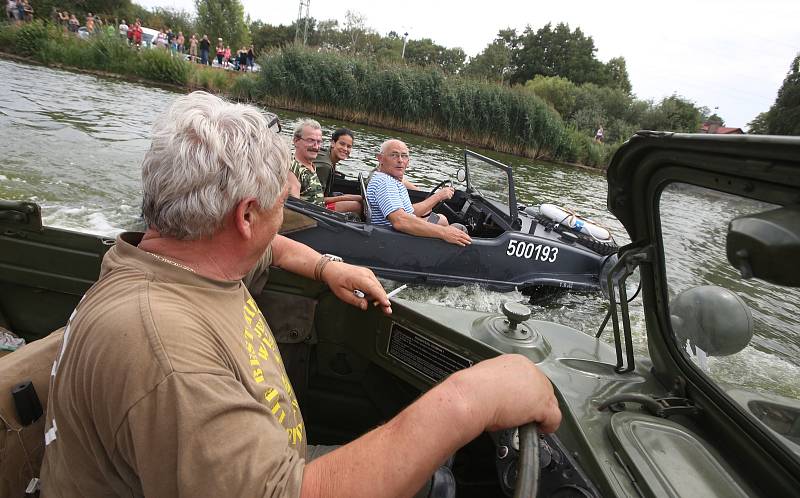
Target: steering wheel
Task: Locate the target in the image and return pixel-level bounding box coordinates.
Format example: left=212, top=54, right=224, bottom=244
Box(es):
left=428, top=179, right=461, bottom=221
left=429, top=179, right=451, bottom=196
left=513, top=424, right=540, bottom=498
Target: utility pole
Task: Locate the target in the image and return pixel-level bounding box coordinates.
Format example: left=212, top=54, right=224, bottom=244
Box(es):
left=294, top=0, right=311, bottom=45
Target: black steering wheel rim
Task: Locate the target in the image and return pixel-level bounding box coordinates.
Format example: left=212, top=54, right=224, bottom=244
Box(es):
left=429, top=179, right=462, bottom=222
left=513, top=424, right=540, bottom=498
left=429, top=179, right=450, bottom=196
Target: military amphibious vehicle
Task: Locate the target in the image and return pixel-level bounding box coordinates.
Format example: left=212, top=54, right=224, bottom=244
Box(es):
left=284, top=150, right=619, bottom=297
left=1, top=132, right=799, bottom=497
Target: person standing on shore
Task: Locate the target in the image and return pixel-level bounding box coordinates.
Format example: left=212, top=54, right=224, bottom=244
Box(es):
left=85, top=12, right=94, bottom=33
left=216, top=38, right=224, bottom=67
left=189, top=34, right=198, bottom=62
left=199, top=34, right=211, bottom=66
left=68, top=13, right=78, bottom=33
left=176, top=31, right=184, bottom=53
left=247, top=45, right=255, bottom=71
left=118, top=19, right=128, bottom=40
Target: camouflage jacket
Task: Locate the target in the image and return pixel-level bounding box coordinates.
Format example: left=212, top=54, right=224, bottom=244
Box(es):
left=290, top=158, right=325, bottom=206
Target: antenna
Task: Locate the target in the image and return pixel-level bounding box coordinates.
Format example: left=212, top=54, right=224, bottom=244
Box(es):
left=295, top=0, right=311, bottom=45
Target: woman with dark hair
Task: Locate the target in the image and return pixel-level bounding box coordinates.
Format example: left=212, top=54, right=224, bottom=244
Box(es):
left=237, top=46, right=248, bottom=71
left=247, top=45, right=255, bottom=71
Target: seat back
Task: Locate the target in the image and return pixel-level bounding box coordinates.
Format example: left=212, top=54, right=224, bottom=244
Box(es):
left=359, top=172, right=372, bottom=223
left=0, top=330, right=64, bottom=498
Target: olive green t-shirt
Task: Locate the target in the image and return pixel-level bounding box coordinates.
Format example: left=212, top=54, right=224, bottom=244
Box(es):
left=41, top=232, right=305, bottom=498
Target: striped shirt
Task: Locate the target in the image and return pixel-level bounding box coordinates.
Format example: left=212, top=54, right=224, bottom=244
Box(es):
left=366, top=172, right=413, bottom=228
left=289, top=158, right=325, bottom=206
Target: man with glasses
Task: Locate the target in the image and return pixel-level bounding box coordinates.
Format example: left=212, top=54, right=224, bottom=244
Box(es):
left=288, top=119, right=361, bottom=214
left=366, top=139, right=472, bottom=246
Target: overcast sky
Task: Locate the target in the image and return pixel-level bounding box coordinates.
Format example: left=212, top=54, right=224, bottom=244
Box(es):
left=138, top=0, right=800, bottom=130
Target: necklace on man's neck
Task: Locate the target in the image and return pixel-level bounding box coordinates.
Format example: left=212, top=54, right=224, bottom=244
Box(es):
left=146, top=251, right=196, bottom=273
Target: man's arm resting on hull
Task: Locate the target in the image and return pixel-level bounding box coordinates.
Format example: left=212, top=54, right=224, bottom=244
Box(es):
left=301, top=354, right=562, bottom=498
left=387, top=209, right=471, bottom=247
left=270, top=235, right=391, bottom=313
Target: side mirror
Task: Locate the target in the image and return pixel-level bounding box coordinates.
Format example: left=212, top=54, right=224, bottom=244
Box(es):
left=456, top=168, right=466, bottom=183
left=727, top=206, right=800, bottom=286
left=670, top=286, right=753, bottom=357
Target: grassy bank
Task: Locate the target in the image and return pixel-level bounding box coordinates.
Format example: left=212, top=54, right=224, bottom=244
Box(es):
left=0, top=21, right=613, bottom=168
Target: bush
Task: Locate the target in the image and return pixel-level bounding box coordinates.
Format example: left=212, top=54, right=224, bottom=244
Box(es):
left=13, top=21, right=53, bottom=56
left=229, top=74, right=262, bottom=102
left=134, top=49, right=191, bottom=86
left=189, top=65, right=231, bottom=92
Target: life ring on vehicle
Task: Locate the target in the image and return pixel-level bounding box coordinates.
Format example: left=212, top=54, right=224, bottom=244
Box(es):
left=538, top=204, right=613, bottom=242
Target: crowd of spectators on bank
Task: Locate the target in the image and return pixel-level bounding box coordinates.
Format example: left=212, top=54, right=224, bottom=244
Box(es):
left=6, top=0, right=33, bottom=23
left=5, top=3, right=258, bottom=72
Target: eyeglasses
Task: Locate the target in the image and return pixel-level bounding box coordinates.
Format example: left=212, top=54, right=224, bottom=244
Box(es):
left=300, top=137, right=323, bottom=146
left=386, top=152, right=410, bottom=160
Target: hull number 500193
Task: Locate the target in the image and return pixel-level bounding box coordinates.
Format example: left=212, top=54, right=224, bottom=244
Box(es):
left=506, top=240, right=559, bottom=262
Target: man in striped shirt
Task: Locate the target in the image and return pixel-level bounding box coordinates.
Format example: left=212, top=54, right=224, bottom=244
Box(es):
left=366, top=139, right=472, bottom=247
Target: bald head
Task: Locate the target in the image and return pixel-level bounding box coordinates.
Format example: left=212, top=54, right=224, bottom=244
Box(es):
left=377, top=139, right=410, bottom=180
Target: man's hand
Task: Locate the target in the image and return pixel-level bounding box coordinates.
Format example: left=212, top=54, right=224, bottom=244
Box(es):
left=321, top=261, right=392, bottom=315
left=435, top=187, right=455, bottom=202
left=451, top=354, right=561, bottom=434
left=441, top=226, right=472, bottom=246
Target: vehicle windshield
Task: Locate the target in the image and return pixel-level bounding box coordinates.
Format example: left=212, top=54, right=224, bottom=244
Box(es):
left=660, top=182, right=800, bottom=459
left=464, top=151, right=515, bottom=219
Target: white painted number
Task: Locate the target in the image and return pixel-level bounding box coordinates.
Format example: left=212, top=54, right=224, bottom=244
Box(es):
left=506, top=240, right=558, bottom=262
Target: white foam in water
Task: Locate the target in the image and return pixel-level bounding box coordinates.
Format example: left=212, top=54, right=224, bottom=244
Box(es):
left=86, top=212, right=122, bottom=236
left=0, top=174, right=7, bottom=181
left=43, top=204, right=123, bottom=237
left=407, top=283, right=527, bottom=314
left=695, top=345, right=800, bottom=399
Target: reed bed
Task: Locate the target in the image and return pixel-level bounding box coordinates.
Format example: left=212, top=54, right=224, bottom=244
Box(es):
left=257, top=46, right=584, bottom=161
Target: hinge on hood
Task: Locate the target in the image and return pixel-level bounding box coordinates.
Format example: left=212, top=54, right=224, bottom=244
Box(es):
left=598, top=392, right=700, bottom=418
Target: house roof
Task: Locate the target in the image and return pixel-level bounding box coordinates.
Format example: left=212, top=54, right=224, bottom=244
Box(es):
left=700, top=123, right=745, bottom=134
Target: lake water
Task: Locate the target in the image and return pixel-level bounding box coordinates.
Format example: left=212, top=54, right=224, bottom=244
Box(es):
left=1, top=58, right=797, bottom=399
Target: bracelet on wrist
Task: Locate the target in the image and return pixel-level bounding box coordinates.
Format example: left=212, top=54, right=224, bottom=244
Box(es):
left=314, top=254, right=342, bottom=282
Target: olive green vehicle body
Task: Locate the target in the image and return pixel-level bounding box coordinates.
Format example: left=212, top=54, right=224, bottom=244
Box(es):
left=1, top=132, right=799, bottom=496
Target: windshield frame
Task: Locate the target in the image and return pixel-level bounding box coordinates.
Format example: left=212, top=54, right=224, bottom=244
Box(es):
left=463, top=150, right=518, bottom=226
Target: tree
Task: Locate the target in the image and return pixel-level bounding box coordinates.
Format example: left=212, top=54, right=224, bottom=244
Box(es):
left=508, top=23, right=611, bottom=87
left=342, top=10, right=367, bottom=53
left=403, top=38, right=465, bottom=74
left=640, top=95, right=704, bottom=133
left=147, top=7, right=195, bottom=34
left=250, top=21, right=293, bottom=50
left=603, top=57, right=632, bottom=94
left=764, top=53, right=800, bottom=135
left=463, top=41, right=512, bottom=83
left=524, top=75, right=577, bottom=117
left=747, top=112, right=770, bottom=134
left=195, top=0, right=249, bottom=51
